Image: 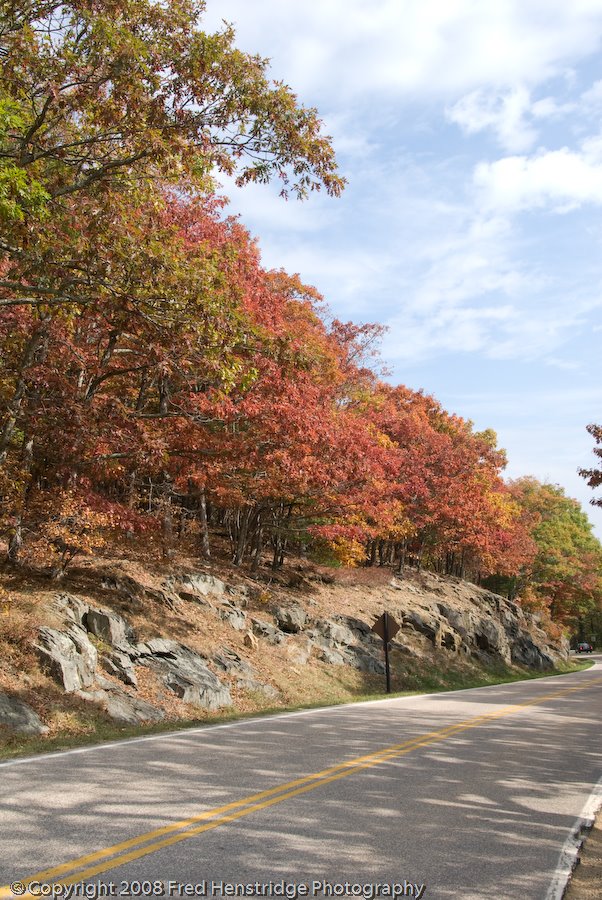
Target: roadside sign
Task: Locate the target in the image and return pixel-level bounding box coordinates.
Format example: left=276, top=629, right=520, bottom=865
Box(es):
left=372, top=612, right=400, bottom=643
left=371, top=612, right=401, bottom=693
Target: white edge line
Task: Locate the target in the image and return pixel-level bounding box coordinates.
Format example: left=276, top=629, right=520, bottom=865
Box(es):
left=1, top=660, right=599, bottom=770
left=545, top=774, right=602, bottom=900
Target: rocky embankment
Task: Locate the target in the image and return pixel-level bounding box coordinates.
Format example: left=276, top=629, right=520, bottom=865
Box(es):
left=0, top=563, right=567, bottom=738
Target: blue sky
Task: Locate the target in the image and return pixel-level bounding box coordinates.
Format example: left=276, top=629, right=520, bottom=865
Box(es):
left=203, top=0, right=602, bottom=537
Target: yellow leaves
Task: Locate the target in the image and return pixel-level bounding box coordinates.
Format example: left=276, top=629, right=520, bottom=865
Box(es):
left=326, top=537, right=366, bottom=568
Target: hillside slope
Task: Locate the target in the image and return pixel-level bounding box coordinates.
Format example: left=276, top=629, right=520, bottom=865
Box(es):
left=0, top=557, right=568, bottom=753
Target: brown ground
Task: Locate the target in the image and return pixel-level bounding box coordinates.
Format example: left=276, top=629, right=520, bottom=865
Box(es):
left=565, top=811, right=602, bottom=898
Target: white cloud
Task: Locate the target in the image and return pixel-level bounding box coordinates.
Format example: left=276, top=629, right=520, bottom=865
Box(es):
left=446, top=86, right=537, bottom=152
left=446, top=85, right=581, bottom=151
left=580, top=78, right=602, bottom=108
left=203, top=1, right=602, bottom=102
left=530, top=96, right=576, bottom=119
left=474, top=140, right=602, bottom=212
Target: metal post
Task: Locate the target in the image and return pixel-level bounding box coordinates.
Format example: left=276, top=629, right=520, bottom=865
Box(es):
left=384, top=611, right=391, bottom=694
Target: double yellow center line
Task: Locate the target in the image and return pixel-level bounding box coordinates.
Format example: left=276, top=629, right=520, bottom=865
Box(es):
left=3, top=674, right=602, bottom=895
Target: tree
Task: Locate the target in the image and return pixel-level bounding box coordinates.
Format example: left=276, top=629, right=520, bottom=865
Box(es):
left=579, top=423, right=602, bottom=506
left=0, top=1, right=346, bottom=568
left=500, top=478, right=602, bottom=626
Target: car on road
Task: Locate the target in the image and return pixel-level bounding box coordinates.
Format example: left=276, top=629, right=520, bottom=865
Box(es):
left=576, top=642, right=594, bottom=653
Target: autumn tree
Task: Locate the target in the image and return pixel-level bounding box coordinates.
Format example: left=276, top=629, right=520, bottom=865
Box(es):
left=489, top=478, right=602, bottom=629
left=0, top=0, right=346, bottom=567
left=579, top=423, right=602, bottom=506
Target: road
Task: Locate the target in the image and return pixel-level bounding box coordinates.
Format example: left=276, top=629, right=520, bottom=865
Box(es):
left=2, top=659, right=602, bottom=900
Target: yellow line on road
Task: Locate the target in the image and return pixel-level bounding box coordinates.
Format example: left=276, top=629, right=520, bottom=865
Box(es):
left=3, top=674, right=602, bottom=895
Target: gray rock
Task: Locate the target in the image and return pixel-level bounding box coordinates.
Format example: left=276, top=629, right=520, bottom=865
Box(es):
left=85, top=608, right=131, bottom=647
left=236, top=677, right=279, bottom=701
left=347, top=646, right=386, bottom=675
left=35, top=626, right=97, bottom=692
left=217, top=602, right=247, bottom=631
left=403, top=610, right=438, bottom=642
left=77, top=682, right=164, bottom=724
left=173, top=572, right=227, bottom=599
left=162, top=669, right=231, bottom=709
left=251, top=618, right=286, bottom=644
left=511, top=635, right=554, bottom=670
left=213, top=648, right=254, bottom=676
left=437, top=603, right=472, bottom=639
left=54, top=593, right=89, bottom=625
left=100, top=573, right=144, bottom=602
left=174, top=590, right=213, bottom=608
left=140, top=640, right=232, bottom=710
left=336, top=616, right=373, bottom=639
left=143, top=586, right=182, bottom=609
left=137, top=637, right=183, bottom=657
left=474, top=618, right=510, bottom=663
left=243, top=630, right=258, bottom=650
left=317, top=619, right=355, bottom=647
left=103, top=692, right=164, bottom=723
left=318, top=647, right=346, bottom=666
left=275, top=604, right=308, bottom=634
left=0, top=692, right=49, bottom=735
left=213, top=648, right=279, bottom=701
left=66, top=625, right=98, bottom=685
left=101, top=650, right=138, bottom=687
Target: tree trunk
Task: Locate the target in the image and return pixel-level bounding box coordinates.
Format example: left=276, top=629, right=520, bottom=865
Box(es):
left=6, top=516, right=23, bottom=564
left=233, top=507, right=251, bottom=566
left=198, top=487, right=211, bottom=559
left=397, top=539, right=407, bottom=575
left=0, top=315, right=50, bottom=467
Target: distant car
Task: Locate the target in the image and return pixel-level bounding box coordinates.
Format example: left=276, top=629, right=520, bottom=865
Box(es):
left=576, top=642, right=593, bottom=653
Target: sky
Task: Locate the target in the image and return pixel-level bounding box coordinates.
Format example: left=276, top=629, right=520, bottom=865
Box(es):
left=202, top=0, right=602, bottom=537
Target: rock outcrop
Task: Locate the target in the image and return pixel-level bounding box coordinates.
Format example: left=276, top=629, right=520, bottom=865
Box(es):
left=32, top=593, right=237, bottom=721
left=0, top=693, right=49, bottom=735
left=0, top=563, right=567, bottom=737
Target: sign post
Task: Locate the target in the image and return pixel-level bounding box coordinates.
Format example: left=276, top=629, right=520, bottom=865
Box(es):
left=371, top=611, right=401, bottom=694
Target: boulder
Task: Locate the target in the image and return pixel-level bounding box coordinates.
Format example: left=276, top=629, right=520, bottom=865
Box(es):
left=0, top=692, right=49, bottom=735
left=66, top=624, right=99, bottom=680
left=213, top=647, right=255, bottom=677
left=347, top=646, right=386, bottom=675
left=137, top=638, right=182, bottom=657
left=172, top=572, right=228, bottom=599
left=100, top=573, right=145, bottom=602
left=139, top=640, right=232, bottom=710
left=511, top=635, right=554, bottom=670
left=318, top=619, right=355, bottom=647
left=317, top=647, right=346, bottom=666
left=54, top=593, right=89, bottom=625
left=77, top=678, right=164, bottom=724
left=102, top=692, right=163, bottom=723
left=85, top=608, right=132, bottom=648
left=161, top=669, right=231, bottom=710
left=274, top=604, right=308, bottom=634
left=101, top=650, right=138, bottom=687
left=251, top=618, right=286, bottom=644
left=35, top=625, right=97, bottom=692
left=243, top=630, right=258, bottom=650
left=217, top=601, right=247, bottom=631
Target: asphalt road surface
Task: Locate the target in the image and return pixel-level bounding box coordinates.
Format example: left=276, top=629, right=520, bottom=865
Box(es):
left=2, top=659, right=602, bottom=900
